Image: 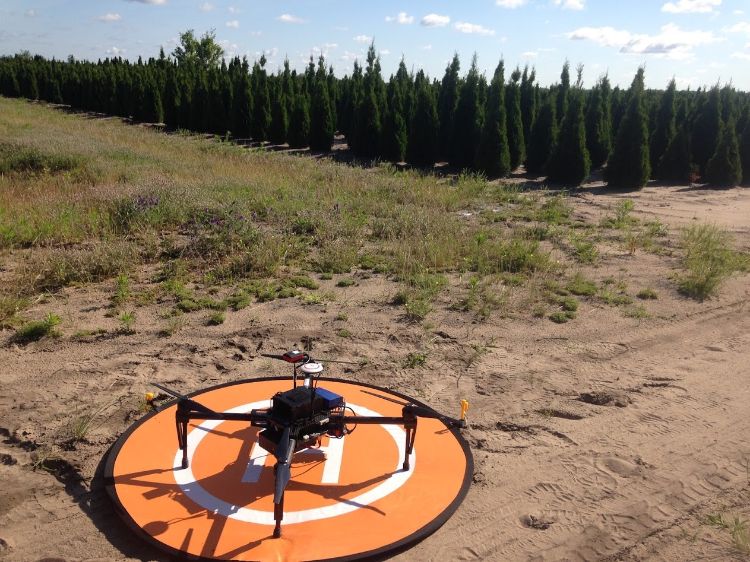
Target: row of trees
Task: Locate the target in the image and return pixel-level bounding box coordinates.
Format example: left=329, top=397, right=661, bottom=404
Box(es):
left=1, top=31, right=749, bottom=188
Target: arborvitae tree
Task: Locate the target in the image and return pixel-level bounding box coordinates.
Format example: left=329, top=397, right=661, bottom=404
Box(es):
left=605, top=68, right=650, bottom=189
left=231, top=59, right=253, bottom=138
left=382, top=78, right=408, bottom=162
left=650, top=78, right=677, bottom=173
left=740, top=115, right=750, bottom=184
left=437, top=54, right=460, bottom=161
left=407, top=72, right=439, bottom=167
left=610, top=86, right=626, bottom=134
left=269, top=80, right=289, bottom=144
left=705, top=119, right=742, bottom=186
left=556, top=61, right=570, bottom=123
left=585, top=77, right=612, bottom=168
left=251, top=56, right=271, bottom=142
left=288, top=91, right=310, bottom=148
left=526, top=92, right=557, bottom=175
left=281, top=60, right=295, bottom=131
left=520, top=65, right=537, bottom=157
left=691, top=86, right=721, bottom=175
left=143, top=75, right=163, bottom=123
left=350, top=44, right=383, bottom=158
left=506, top=67, right=525, bottom=170
left=475, top=59, right=511, bottom=178
left=163, top=66, right=180, bottom=129
left=451, top=54, right=482, bottom=169
left=309, top=57, right=335, bottom=152
left=548, top=71, right=589, bottom=186
left=657, top=123, right=692, bottom=183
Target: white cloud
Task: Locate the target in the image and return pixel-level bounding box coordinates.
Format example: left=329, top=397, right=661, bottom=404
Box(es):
left=353, top=34, right=372, bottom=43
left=226, top=20, right=239, bottom=28
left=454, top=22, right=495, bottom=36
left=568, top=23, right=721, bottom=59
left=380, top=49, right=391, bottom=55
left=522, top=51, right=538, bottom=58
left=496, top=0, right=528, bottom=7
left=97, top=13, right=122, bottom=22
left=228, top=6, right=239, bottom=14
left=340, top=50, right=360, bottom=62
left=731, top=51, right=750, bottom=60
left=199, top=2, right=214, bottom=11
left=106, top=46, right=126, bottom=55
left=421, top=44, right=433, bottom=50
left=25, top=9, right=36, bottom=17
left=125, top=0, right=167, bottom=4
left=385, top=12, right=414, bottom=24
left=725, top=21, right=750, bottom=34
left=662, top=0, right=720, bottom=13
left=734, top=9, right=745, bottom=15
left=553, top=0, right=585, bottom=10
left=278, top=13, right=304, bottom=24
left=324, top=42, right=338, bottom=49
left=421, top=13, right=450, bottom=27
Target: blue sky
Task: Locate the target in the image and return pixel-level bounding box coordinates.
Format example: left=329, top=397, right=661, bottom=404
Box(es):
left=1, top=0, right=749, bottom=89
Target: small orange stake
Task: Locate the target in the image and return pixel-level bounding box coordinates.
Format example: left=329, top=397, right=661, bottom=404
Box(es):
left=460, top=399, right=469, bottom=421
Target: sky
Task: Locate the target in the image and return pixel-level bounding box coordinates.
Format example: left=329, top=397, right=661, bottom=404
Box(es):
left=1, top=0, right=749, bottom=90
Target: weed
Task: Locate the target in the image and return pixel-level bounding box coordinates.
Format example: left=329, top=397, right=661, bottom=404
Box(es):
left=111, top=274, right=130, bottom=307
left=405, top=298, right=432, bottom=321
left=0, top=295, right=27, bottom=328
left=549, top=311, right=573, bottom=323
left=160, top=316, right=186, bottom=337
left=678, top=224, right=748, bottom=301
left=118, top=311, right=136, bottom=334
left=637, top=288, right=658, bottom=300
left=337, top=328, right=351, bottom=338
left=335, top=312, right=348, bottom=321
left=599, top=288, right=633, bottom=306
left=207, top=311, right=225, bottom=325
left=603, top=199, right=637, bottom=229
left=569, top=233, right=599, bottom=264
left=403, top=352, right=427, bottom=368
left=300, top=292, right=334, bottom=305
left=704, top=513, right=750, bottom=555
left=536, top=196, right=572, bottom=225
left=68, top=401, right=112, bottom=442
left=623, top=305, right=649, bottom=319
left=14, top=313, right=62, bottom=343
left=567, top=273, right=597, bottom=296
left=226, top=291, right=251, bottom=310
left=336, top=278, right=357, bottom=288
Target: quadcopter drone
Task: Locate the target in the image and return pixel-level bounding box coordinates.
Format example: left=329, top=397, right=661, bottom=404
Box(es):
left=153, top=349, right=469, bottom=539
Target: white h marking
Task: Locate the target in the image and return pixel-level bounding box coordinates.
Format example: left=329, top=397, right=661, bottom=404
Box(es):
left=242, top=436, right=346, bottom=484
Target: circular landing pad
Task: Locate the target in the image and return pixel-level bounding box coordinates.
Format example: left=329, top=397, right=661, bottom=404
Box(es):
left=105, top=378, right=472, bottom=561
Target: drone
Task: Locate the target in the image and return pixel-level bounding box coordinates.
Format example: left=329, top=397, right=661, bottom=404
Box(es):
left=152, top=349, right=469, bottom=539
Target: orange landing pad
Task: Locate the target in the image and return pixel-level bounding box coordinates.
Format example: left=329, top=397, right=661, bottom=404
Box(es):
left=105, top=378, right=472, bottom=561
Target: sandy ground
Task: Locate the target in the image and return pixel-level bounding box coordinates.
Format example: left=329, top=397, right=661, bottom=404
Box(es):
left=1, top=184, right=749, bottom=562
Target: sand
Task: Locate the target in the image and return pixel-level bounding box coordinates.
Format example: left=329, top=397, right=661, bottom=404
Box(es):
left=1, top=184, right=749, bottom=561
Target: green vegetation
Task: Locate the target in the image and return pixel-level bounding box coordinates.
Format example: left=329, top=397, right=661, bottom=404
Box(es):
left=678, top=224, right=748, bottom=301
left=704, top=513, right=750, bottom=555
left=403, top=352, right=427, bottom=368
left=13, top=313, right=61, bottom=343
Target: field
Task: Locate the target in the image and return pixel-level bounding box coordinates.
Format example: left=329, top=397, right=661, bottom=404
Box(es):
left=1, top=97, right=749, bottom=561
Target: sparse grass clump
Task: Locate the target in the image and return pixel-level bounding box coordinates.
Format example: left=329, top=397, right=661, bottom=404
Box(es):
left=637, top=288, right=658, bottom=300
left=0, top=142, right=86, bottom=176
left=336, top=277, right=356, bottom=287
left=602, top=199, right=637, bottom=229
left=403, top=352, right=427, bottom=368
left=566, top=273, right=597, bottom=296
left=19, top=242, right=138, bottom=294
left=704, top=513, right=750, bottom=555
left=207, top=311, right=225, bottom=325
left=678, top=224, right=748, bottom=301
left=0, top=295, right=28, bottom=328
left=111, top=274, right=131, bottom=308
left=13, top=313, right=62, bottom=343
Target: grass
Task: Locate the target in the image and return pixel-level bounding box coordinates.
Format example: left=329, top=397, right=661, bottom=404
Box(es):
left=207, top=311, right=225, bottom=325
left=637, top=288, right=658, bottom=300
left=111, top=274, right=131, bottom=308
left=13, top=313, right=62, bottom=343
left=403, top=352, right=427, bottom=368
left=567, top=273, right=597, bottom=296
left=677, top=224, right=748, bottom=301
left=704, top=513, right=750, bottom=555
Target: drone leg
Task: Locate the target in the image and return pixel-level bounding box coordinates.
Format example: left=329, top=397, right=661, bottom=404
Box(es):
left=403, top=420, right=417, bottom=471
left=273, top=493, right=284, bottom=538
left=176, top=416, right=189, bottom=469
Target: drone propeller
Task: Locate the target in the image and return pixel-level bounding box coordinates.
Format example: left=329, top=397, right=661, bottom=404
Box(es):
left=260, top=350, right=359, bottom=366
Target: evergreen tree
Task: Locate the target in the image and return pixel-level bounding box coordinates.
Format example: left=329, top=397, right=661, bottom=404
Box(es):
left=143, top=74, right=163, bottom=123
left=437, top=54, right=461, bottom=161
left=650, top=78, right=677, bottom=173
left=556, top=61, right=570, bottom=123
left=231, top=59, right=253, bottom=138
left=740, top=115, right=750, bottom=185
left=705, top=119, right=742, bottom=186
left=269, top=80, right=289, bottom=144
left=251, top=56, right=271, bottom=142
left=475, top=59, right=511, bottom=178
left=605, top=68, right=650, bottom=190
left=657, top=123, right=692, bottom=184
left=350, top=44, right=382, bottom=158
left=309, top=57, right=335, bottom=152
left=382, top=78, right=408, bottom=162
left=407, top=72, right=439, bottom=167
left=450, top=55, right=482, bottom=169
left=691, top=86, right=722, bottom=176
left=526, top=92, right=557, bottom=175
left=585, top=76, right=612, bottom=168
left=520, top=65, right=537, bottom=158
left=548, top=70, right=589, bottom=186
left=506, top=67, right=525, bottom=170
left=288, top=91, right=310, bottom=148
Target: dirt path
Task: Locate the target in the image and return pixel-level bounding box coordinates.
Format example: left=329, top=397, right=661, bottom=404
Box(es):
left=1, top=185, right=749, bottom=561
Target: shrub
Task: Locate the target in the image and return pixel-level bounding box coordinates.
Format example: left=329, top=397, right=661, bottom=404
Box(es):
left=13, top=313, right=61, bottom=343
